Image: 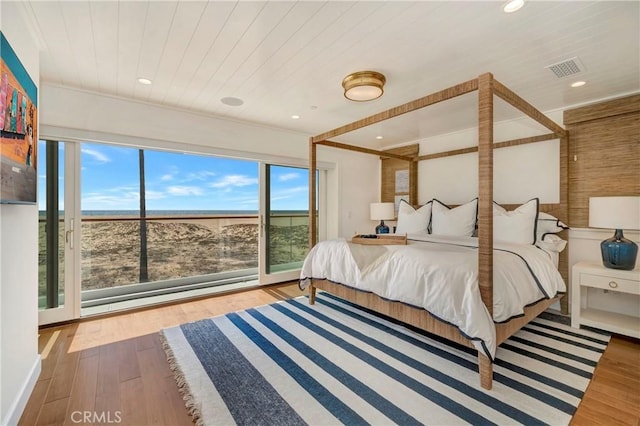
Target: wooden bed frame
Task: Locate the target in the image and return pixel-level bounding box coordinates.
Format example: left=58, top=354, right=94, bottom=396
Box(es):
left=306, top=73, right=569, bottom=390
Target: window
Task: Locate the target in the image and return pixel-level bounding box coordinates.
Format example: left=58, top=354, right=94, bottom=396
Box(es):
left=79, top=143, right=262, bottom=307
left=38, top=138, right=324, bottom=322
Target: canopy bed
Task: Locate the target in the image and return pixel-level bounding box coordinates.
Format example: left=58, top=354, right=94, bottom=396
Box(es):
left=304, top=73, right=569, bottom=390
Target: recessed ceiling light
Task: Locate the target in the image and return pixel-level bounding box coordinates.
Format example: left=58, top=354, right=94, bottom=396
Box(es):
left=221, top=97, right=244, bottom=106
left=291, top=115, right=300, bottom=120
left=137, top=77, right=152, bottom=85
left=571, top=81, right=587, bottom=88
left=376, top=136, right=383, bottom=140
left=503, top=0, right=524, bottom=13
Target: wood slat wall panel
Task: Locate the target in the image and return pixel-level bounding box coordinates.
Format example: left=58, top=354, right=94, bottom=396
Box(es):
left=565, top=96, right=640, bottom=228
left=380, top=144, right=419, bottom=207
left=564, top=94, right=640, bottom=125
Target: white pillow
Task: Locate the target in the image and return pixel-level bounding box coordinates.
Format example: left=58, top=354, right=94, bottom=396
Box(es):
left=536, top=234, right=567, bottom=268
left=431, top=199, right=478, bottom=237
left=493, top=198, right=539, bottom=245
left=395, top=200, right=431, bottom=234
left=537, top=233, right=567, bottom=252
left=537, top=212, right=569, bottom=240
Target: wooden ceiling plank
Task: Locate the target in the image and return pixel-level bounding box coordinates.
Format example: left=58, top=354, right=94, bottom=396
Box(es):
left=493, top=79, right=567, bottom=138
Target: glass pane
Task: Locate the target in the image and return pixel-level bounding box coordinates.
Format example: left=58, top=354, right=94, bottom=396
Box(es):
left=79, top=143, right=259, bottom=298
left=38, top=140, right=65, bottom=310
left=266, top=165, right=310, bottom=274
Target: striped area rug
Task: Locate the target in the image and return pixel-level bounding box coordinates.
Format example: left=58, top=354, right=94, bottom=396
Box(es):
left=161, top=292, right=609, bottom=426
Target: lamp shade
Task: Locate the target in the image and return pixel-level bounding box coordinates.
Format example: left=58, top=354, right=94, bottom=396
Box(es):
left=370, top=202, right=395, bottom=221
left=589, top=196, right=640, bottom=230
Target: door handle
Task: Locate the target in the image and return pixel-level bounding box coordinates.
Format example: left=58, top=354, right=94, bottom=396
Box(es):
left=64, top=225, right=73, bottom=250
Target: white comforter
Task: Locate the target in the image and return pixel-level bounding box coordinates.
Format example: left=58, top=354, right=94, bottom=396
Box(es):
left=300, top=234, right=566, bottom=359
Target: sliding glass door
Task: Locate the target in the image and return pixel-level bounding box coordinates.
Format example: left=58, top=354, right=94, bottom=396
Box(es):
left=38, top=140, right=80, bottom=325
left=259, top=164, right=316, bottom=284
left=78, top=143, right=261, bottom=311
left=38, top=139, right=322, bottom=324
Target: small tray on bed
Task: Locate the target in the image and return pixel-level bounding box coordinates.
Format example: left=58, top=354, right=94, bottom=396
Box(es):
left=351, top=234, right=407, bottom=245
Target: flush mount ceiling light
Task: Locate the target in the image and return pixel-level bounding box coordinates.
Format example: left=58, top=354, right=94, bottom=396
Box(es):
left=342, top=71, right=386, bottom=102
left=571, top=81, right=587, bottom=88
left=503, top=0, right=525, bottom=13
left=137, top=77, right=152, bottom=85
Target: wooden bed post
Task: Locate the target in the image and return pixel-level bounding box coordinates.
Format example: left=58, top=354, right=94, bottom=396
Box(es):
left=309, top=137, right=317, bottom=248
left=478, top=72, right=494, bottom=390
left=308, top=138, right=317, bottom=305
left=309, top=283, right=316, bottom=305
left=559, top=134, right=570, bottom=315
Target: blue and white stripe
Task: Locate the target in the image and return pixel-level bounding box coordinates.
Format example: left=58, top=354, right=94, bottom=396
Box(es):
left=162, top=293, right=609, bottom=426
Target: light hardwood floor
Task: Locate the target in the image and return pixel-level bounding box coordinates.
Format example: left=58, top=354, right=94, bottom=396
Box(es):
left=20, top=283, right=640, bottom=425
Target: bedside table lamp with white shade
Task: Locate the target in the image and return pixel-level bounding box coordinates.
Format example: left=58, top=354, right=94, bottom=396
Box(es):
left=370, top=202, right=395, bottom=234
left=589, top=196, right=640, bottom=270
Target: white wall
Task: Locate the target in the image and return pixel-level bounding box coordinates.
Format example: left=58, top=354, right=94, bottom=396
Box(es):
left=405, top=111, right=563, bottom=205
left=0, top=3, right=42, bottom=424
left=316, top=145, right=380, bottom=237
left=41, top=84, right=310, bottom=159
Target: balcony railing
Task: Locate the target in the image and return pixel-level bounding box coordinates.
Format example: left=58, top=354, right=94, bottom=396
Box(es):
left=39, top=212, right=310, bottom=308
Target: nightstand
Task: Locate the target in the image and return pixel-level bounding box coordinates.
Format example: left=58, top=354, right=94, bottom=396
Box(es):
left=571, top=261, right=640, bottom=338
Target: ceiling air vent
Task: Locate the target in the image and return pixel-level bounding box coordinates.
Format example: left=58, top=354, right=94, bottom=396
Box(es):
left=545, top=57, right=585, bottom=79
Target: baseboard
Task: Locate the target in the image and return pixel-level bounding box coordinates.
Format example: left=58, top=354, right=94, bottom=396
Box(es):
left=1, top=355, right=41, bottom=426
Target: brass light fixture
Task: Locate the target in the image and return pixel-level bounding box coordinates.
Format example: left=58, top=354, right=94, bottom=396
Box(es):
left=342, top=71, right=386, bottom=102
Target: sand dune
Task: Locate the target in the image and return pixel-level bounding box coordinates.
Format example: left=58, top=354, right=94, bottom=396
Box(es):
left=39, top=219, right=308, bottom=292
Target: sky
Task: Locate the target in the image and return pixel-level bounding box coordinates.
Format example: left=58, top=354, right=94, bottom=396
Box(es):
left=37, top=141, right=309, bottom=212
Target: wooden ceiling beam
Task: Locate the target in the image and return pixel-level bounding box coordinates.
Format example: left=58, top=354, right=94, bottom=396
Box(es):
left=315, top=140, right=414, bottom=161
left=311, top=78, right=479, bottom=143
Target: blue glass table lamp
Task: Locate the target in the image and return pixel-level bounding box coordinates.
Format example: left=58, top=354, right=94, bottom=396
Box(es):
left=589, top=196, right=640, bottom=271
left=370, top=202, right=395, bottom=234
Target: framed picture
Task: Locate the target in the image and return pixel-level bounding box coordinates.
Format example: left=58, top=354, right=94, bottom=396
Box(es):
left=1, top=31, right=38, bottom=204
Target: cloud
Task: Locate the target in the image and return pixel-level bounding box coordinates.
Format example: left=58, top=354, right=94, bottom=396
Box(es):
left=278, top=172, right=300, bottom=182
left=270, top=186, right=308, bottom=200
left=167, top=185, right=204, bottom=196
left=81, top=191, right=139, bottom=209
left=210, top=175, right=258, bottom=188
left=160, top=174, right=174, bottom=181
left=81, top=148, right=111, bottom=163
left=81, top=185, right=170, bottom=211
left=186, top=171, right=217, bottom=181
left=144, top=190, right=166, bottom=200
